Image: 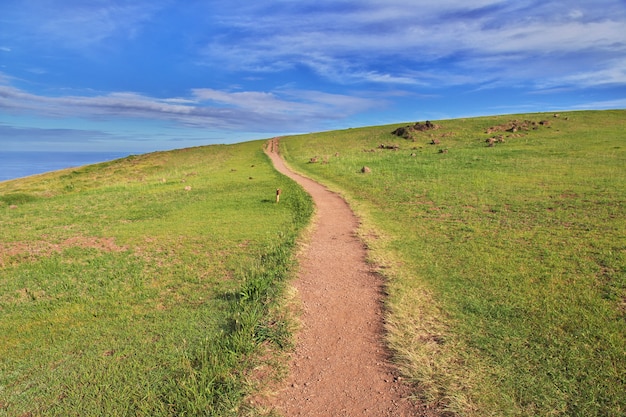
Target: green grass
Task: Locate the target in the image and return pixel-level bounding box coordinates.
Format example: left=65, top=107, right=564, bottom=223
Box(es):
left=0, top=141, right=313, bottom=416
left=278, top=110, right=626, bottom=416
left=2, top=110, right=624, bottom=416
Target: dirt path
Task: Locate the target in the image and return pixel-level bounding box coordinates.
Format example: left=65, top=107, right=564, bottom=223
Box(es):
left=263, top=138, right=428, bottom=416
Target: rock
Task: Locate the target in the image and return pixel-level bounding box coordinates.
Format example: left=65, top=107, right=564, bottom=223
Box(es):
left=390, top=126, right=411, bottom=139
left=391, top=121, right=439, bottom=139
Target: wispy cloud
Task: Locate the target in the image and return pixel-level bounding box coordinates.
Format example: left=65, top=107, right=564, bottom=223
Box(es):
left=1, top=0, right=166, bottom=49
left=4, top=1, right=625, bottom=90
left=0, top=123, right=119, bottom=144
left=550, top=58, right=626, bottom=88
left=0, top=82, right=380, bottom=132
left=201, top=0, right=626, bottom=89
left=570, top=98, right=626, bottom=110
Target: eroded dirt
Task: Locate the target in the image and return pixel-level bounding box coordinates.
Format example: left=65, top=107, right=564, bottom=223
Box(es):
left=263, top=138, right=435, bottom=416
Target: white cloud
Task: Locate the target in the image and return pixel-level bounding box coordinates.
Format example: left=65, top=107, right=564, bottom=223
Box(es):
left=0, top=72, right=14, bottom=84
left=192, top=89, right=290, bottom=112
left=0, top=83, right=380, bottom=132
left=462, top=20, right=626, bottom=56
left=570, top=98, right=626, bottom=109
left=568, top=9, right=584, bottom=19
left=201, top=0, right=626, bottom=89
left=192, top=87, right=379, bottom=118
left=553, top=59, right=626, bottom=88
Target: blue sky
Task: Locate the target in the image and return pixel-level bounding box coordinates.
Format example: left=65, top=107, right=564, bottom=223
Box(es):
left=1, top=0, right=625, bottom=152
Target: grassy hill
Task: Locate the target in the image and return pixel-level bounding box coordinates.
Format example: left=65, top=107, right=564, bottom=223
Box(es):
left=278, top=110, right=625, bottom=416
left=0, top=141, right=313, bottom=416
left=1, top=110, right=624, bottom=416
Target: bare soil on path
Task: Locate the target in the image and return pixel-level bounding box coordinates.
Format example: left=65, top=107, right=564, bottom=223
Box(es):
left=263, top=139, right=432, bottom=416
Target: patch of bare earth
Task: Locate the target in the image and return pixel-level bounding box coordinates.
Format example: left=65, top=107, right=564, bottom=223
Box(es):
left=262, top=138, right=436, bottom=416
left=0, top=236, right=128, bottom=266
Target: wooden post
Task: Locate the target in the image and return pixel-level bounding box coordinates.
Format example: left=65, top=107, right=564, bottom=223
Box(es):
left=276, top=188, right=282, bottom=203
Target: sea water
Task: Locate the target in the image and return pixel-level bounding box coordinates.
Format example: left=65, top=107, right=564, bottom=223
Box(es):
left=0, top=151, right=136, bottom=182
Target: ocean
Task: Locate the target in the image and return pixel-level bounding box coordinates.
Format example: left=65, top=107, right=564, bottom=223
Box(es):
left=0, top=151, right=136, bottom=182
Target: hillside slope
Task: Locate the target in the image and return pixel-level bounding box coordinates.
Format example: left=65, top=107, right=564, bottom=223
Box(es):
left=0, top=141, right=313, bottom=416
left=278, top=110, right=626, bottom=417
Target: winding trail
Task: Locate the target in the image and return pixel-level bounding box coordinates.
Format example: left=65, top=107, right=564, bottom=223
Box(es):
left=264, top=138, right=425, bottom=416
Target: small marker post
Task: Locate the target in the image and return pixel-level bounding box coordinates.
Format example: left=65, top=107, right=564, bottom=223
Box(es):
left=276, top=188, right=282, bottom=203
